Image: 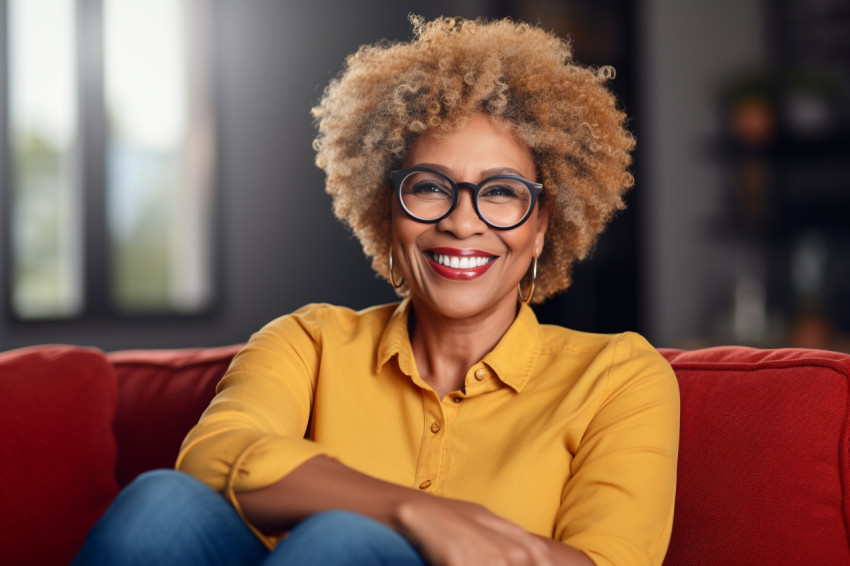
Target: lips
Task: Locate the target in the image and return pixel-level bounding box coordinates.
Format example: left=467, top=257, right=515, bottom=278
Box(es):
left=425, top=247, right=497, bottom=280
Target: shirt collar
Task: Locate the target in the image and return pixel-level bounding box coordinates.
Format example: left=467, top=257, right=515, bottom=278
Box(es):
left=376, top=299, right=542, bottom=393
left=481, top=302, right=541, bottom=392
left=376, top=299, right=416, bottom=376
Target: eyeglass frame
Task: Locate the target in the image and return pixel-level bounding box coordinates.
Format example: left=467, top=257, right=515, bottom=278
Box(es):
left=391, top=166, right=544, bottom=230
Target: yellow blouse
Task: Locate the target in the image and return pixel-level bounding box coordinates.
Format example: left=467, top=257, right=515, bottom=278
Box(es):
left=177, top=300, right=679, bottom=566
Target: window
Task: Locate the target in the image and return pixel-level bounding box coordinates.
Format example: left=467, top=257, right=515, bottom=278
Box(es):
left=4, top=0, right=216, bottom=320
left=7, top=0, right=81, bottom=318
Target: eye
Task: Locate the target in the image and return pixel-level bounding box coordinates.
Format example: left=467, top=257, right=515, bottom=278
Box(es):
left=480, top=182, right=522, bottom=201
left=482, top=184, right=518, bottom=197
left=402, top=174, right=453, bottom=200
left=411, top=181, right=450, bottom=194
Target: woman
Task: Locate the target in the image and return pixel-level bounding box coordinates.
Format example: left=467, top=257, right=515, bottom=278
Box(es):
left=74, top=16, right=678, bottom=566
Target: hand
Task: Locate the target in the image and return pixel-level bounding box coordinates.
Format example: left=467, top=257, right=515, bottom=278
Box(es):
left=394, top=496, right=555, bottom=566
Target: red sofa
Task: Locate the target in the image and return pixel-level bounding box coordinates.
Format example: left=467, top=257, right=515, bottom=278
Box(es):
left=1, top=343, right=848, bottom=565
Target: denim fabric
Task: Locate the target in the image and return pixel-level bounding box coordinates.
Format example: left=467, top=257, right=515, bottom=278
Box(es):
left=72, top=469, right=425, bottom=566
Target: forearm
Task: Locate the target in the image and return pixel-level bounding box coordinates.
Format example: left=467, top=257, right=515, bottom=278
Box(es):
left=237, top=454, right=596, bottom=566
left=234, top=454, right=421, bottom=535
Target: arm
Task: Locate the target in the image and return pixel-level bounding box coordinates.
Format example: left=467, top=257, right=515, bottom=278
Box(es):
left=556, top=333, right=680, bottom=566
left=238, top=454, right=593, bottom=566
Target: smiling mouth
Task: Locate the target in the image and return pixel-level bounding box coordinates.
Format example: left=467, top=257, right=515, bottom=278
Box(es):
left=426, top=251, right=496, bottom=269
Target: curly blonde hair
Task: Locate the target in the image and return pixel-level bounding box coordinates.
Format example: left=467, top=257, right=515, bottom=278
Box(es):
left=312, top=15, right=634, bottom=303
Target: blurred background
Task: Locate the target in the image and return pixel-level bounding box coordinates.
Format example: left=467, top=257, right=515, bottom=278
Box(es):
left=1, top=0, right=848, bottom=352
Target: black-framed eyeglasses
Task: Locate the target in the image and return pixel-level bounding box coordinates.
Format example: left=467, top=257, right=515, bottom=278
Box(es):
left=391, top=166, right=543, bottom=230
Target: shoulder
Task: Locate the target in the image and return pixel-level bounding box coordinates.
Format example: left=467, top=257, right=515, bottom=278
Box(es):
left=258, top=302, right=400, bottom=342
left=539, top=323, right=652, bottom=352
left=539, top=325, right=667, bottom=364
left=538, top=325, right=677, bottom=397
left=230, top=302, right=401, bottom=372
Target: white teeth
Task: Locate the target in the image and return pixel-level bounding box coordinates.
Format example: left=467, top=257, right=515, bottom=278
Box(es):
left=431, top=253, right=492, bottom=269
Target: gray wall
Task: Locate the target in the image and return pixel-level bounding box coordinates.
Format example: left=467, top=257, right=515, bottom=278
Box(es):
left=640, top=0, right=766, bottom=347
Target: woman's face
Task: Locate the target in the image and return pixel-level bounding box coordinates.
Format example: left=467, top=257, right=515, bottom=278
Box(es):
left=391, top=113, right=549, bottom=321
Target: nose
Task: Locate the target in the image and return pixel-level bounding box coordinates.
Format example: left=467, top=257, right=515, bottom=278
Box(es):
left=436, top=187, right=487, bottom=238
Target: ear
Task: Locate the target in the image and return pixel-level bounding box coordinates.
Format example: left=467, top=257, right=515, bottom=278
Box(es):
left=533, top=204, right=550, bottom=257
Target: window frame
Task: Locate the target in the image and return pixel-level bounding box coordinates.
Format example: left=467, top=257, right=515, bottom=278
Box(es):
left=1, top=0, right=222, bottom=325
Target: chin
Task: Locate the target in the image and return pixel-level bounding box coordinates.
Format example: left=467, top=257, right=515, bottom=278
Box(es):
left=417, top=289, right=511, bottom=321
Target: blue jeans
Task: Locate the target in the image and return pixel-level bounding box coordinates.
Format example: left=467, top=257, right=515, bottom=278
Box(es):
left=72, top=469, right=426, bottom=566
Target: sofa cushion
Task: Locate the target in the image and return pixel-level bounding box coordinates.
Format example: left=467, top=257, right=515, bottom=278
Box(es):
left=109, top=344, right=242, bottom=487
left=0, top=345, right=119, bottom=566
left=660, top=346, right=850, bottom=565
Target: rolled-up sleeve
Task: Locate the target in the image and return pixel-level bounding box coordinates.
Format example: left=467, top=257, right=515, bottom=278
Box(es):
left=176, top=307, right=337, bottom=544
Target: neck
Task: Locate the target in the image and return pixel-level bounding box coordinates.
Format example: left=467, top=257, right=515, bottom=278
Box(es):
left=408, top=295, right=519, bottom=398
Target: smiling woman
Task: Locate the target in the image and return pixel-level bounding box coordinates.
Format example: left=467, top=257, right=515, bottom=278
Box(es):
left=313, top=16, right=635, bottom=304
left=74, top=15, right=679, bottom=566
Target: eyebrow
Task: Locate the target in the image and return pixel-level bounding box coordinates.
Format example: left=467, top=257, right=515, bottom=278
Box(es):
left=413, top=163, right=533, bottom=180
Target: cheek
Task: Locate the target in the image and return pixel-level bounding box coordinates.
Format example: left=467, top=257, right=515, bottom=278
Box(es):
left=390, top=201, right=408, bottom=239
left=503, top=226, right=540, bottom=255
left=391, top=205, right=427, bottom=249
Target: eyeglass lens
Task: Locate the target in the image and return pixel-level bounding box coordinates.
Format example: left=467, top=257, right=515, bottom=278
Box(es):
left=398, top=170, right=533, bottom=228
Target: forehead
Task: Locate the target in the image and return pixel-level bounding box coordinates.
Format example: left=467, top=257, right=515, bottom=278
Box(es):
left=403, top=114, right=535, bottom=180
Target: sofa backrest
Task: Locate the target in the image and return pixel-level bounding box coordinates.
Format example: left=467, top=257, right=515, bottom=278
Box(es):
left=660, top=346, right=850, bottom=565
left=108, top=345, right=242, bottom=487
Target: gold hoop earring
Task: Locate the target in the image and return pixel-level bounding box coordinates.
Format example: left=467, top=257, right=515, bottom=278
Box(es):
left=517, top=257, right=538, bottom=304
left=389, top=249, right=404, bottom=289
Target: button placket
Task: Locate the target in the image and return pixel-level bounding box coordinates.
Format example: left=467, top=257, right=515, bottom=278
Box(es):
left=414, top=393, right=445, bottom=493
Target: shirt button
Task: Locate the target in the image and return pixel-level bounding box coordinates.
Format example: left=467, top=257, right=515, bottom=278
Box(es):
left=452, top=396, right=463, bottom=403
left=430, top=421, right=441, bottom=433
left=419, top=480, right=432, bottom=489
left=474, top=369, right=486, bottom=380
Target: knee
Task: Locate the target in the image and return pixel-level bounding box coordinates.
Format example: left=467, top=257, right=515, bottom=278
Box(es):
left=103, top=469, right=224, bottom=529
left=129, top=469, right=212, bottom=502
left=100, top=470, right=208, bottom=523
left=73, top=470, right=235, bottom=564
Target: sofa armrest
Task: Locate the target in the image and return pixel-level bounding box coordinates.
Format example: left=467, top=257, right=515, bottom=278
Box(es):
left=659, top=346, right=850, bottom=565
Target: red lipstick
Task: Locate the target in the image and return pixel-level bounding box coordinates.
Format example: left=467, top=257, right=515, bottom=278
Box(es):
left=424, top=248, right=497, bottom=281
